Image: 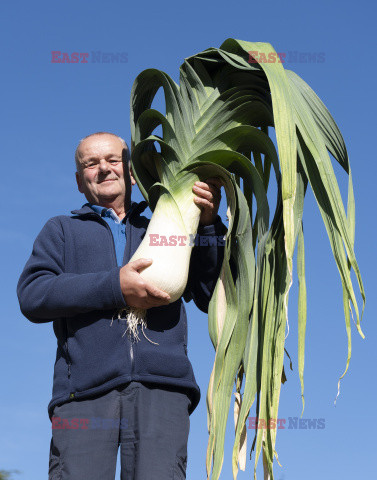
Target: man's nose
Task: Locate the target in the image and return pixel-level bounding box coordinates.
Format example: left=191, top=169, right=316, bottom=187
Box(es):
left=98, top=159, right=111, bottom=172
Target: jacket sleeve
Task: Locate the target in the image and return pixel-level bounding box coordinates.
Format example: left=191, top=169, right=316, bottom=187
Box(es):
left=183, top=215, right=228, bottom=313
left=17, top=217, right=127, bottom=323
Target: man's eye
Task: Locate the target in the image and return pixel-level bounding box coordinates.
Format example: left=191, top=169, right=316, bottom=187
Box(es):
left=110, top=159, right=121, bottom=164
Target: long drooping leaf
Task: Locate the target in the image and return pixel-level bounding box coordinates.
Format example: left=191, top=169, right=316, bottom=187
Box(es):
left=130, top=38, right=366, bottom=480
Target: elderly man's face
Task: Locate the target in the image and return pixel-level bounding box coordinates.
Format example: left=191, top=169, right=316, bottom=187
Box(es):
left=75, top=134, right=135, bottom=206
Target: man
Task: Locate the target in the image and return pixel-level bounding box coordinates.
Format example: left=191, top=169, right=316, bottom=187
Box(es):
left=17, top=132, right=226, bottom=479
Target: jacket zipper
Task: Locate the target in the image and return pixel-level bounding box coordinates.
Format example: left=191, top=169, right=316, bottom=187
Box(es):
left=85, top=212, right=135, bottom=373
left=64, top=339, right=72, bottom=378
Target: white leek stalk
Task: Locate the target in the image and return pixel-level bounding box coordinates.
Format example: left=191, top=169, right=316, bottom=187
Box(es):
left=119, top=180, right=202, bottom=342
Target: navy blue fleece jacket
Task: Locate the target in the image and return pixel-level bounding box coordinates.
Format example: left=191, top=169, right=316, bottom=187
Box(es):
left=17, top=200, right=226, bottom=419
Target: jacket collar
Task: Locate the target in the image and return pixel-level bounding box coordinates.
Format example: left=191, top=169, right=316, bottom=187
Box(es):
left=71, top=200, right=148, bottom=219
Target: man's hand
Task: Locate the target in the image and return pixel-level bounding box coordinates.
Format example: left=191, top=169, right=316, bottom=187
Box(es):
left=192, top=177, right=222, bottom=226
left=120, top=259, right=171, bottom=309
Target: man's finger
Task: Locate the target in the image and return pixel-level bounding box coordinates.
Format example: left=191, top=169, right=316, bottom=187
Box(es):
left=194, top=180, right=222, bottom=191
left=145, top=282, right=171, bottom=302
left=130, top=258, right=153, bottom=272
left=194, top=197, right=212, bottom=208
left=193, top=185, right=213, bottom=201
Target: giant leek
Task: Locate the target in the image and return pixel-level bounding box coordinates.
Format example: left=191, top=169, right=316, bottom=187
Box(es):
left=125, top=39, right=365, bottom=479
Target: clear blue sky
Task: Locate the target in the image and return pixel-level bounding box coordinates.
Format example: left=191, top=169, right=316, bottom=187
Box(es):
left=1, top=0, right=375, bottom=479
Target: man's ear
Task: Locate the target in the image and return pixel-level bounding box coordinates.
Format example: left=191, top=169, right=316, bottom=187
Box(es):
left=130, top=166, right=136, bottom=186
left=76, top=171, right=84, bottom=193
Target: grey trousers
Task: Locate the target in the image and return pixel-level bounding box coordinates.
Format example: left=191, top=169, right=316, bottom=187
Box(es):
left=48, top=381, right=191, bottom=480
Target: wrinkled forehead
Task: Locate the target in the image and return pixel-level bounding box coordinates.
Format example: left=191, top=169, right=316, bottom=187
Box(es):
left=77, top=135, right=125, bottom=161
